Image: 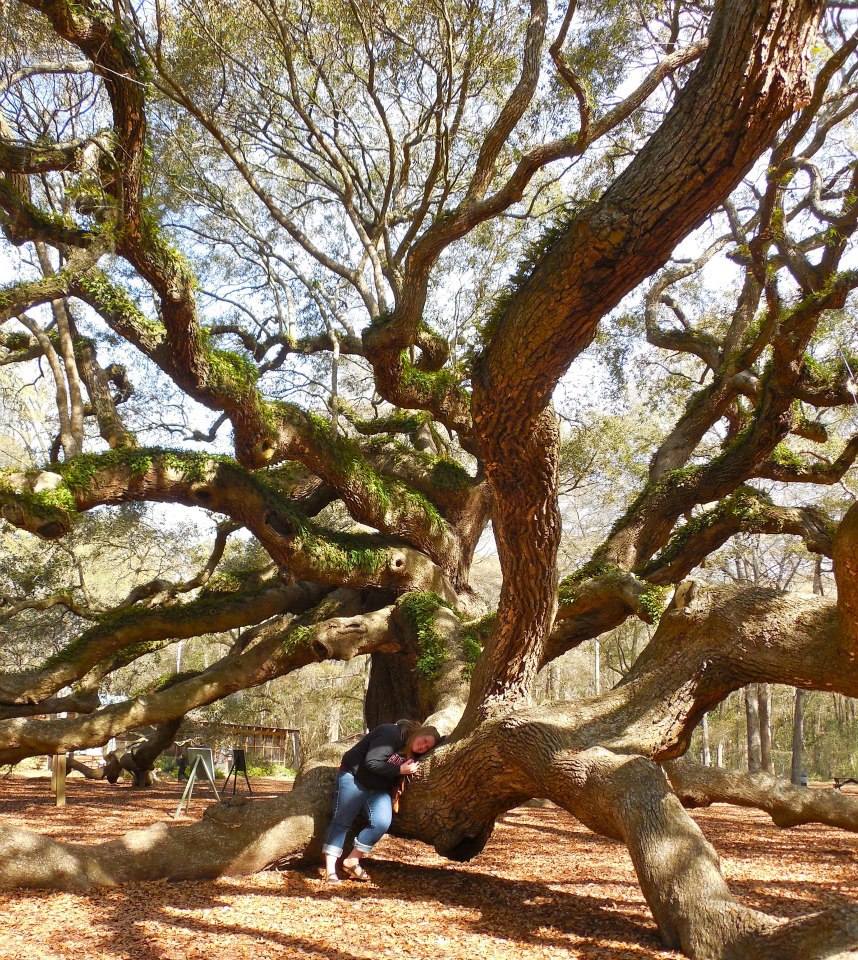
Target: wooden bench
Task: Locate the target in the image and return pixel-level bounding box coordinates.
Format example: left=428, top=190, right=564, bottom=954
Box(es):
left=833, top=777, right=858, bottom=790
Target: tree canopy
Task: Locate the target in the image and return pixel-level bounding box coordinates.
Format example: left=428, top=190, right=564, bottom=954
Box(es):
left=3, top=0, right=858, bottom=955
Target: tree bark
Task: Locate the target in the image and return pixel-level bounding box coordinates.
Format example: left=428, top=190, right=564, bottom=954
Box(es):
left=364, top=653, right=421, bottom=728
left=4, top=730, right=856, bottom=960
left=0, top=594, right=394, bottom=764
left=462, top=0, right=824, bottom=733
left=4, top=568, right=858, bottom=956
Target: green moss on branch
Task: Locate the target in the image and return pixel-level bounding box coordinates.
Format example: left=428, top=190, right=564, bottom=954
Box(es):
left=460, top=612, right=495, bottom=679
left=399, top=591, right=452, bottom=679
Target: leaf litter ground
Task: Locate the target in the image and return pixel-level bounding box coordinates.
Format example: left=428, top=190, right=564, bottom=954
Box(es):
left=1, top=773, right=856, bottom=960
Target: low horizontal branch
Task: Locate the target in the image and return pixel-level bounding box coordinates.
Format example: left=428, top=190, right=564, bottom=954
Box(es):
left=665, top=759, right=858, bottom=832
left=0, top=581, right=329, bottom=706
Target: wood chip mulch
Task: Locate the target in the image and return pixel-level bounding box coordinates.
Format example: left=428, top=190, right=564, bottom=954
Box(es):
left=1, top=774, right=856, bottom=960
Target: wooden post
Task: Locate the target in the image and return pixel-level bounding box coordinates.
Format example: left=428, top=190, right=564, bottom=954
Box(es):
left=52, top=754, right=66, bottom=807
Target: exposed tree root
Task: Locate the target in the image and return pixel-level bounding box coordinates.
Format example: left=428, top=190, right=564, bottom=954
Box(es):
left=0, top=763, right=335, bottom=891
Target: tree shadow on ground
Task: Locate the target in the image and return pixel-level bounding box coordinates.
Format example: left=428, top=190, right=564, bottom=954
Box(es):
left=2, top=778, right=853, bottom=960
left=498, top=807, right=623, bottom=844
left=67, top=862, right=675, bottom=960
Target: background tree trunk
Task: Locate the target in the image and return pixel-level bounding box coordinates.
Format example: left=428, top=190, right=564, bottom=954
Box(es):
left=792, top=688, right=806, bottom=785
left=364, top=653, right=421, bottom=728
left=594, top=639, right=601, bottom=697
left=745, top=685, right=763, bottom=773
left=701, top=713, right=711, bottom=767
left=758, top=683, right=774, bottom=775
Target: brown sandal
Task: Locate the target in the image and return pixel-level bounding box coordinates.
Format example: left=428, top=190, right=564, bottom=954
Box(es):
left=342, top=861, right=371, bottom=882
left=322, top=871, right=342, bottom=885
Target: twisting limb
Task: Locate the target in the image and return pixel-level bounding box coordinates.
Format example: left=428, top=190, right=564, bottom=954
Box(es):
left=0, top=132, right=112, bottom=174
left=536, top=748, right=858, bottom=960
left=66, top=716, right=185, bottom=788
left=0, top=589, right=98, bottom=626
left=637, top=487, right=835, bottom=583
left=0, top=691, right=99, bottom=721
left=459, top=0, right=824, bottom=731
left=0, top=245, right=109, bottom=323
left=0, top=451, right=457, bottom=595
left=3, top=559, right=858, bottom=959
left=754, top=433, right=858, bottom=484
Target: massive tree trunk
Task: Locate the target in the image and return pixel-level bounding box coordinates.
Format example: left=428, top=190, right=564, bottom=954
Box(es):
left=3, top=710, right=858, bottom=959
left=364, top=653, right=421, bottom=728
left=2, top=1, right=851, bottom=958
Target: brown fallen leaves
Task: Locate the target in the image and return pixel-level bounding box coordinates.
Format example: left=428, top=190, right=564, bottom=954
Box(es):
left=0, top=774, right=856, bottom=960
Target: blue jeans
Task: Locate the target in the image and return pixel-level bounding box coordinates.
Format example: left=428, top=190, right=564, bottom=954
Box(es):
left=322, top=769, right=393, bottom=857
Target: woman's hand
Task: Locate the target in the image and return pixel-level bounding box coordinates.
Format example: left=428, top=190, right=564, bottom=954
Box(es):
left=400, top=759, right=420, bottom=775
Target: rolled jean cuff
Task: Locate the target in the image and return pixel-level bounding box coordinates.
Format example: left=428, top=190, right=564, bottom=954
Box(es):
left=352, top=839, right=374, bottom=854
left=321, top=843, right=343, bottom=857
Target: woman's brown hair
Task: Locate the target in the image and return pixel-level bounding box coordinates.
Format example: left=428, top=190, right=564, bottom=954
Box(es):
left=404, top=724, right=441, bottom=757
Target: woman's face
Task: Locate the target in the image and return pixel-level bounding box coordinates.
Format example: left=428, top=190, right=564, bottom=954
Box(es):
left=411, top=734, right=437, bottom=756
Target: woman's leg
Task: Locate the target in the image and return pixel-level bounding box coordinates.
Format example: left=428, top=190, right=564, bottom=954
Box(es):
left=342, top=790, right=393, bottom=873
left=321, top=771, right=367, bottom=878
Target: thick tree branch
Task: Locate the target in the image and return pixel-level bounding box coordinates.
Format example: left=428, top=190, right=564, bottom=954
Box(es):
left=0, top=245, right=108, bottom=323
left=0, top=132, right=111, bottom=174
left=0, top=581, right=330, bottom=706
left=0, top=450, right=455, bottom=595
left=755, top=433, right=858, bottom=483
left=0, top=589, right=398, bottom=763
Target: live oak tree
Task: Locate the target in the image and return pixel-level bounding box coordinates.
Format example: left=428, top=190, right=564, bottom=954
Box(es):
left=3, top=0, right=858, bottom=956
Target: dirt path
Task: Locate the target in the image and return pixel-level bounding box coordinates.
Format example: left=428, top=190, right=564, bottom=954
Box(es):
left=1, top=774, right=855, bottom=960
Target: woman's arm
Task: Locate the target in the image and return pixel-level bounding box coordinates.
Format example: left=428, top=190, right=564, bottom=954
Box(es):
left=362, top=731, right=409, bottom=780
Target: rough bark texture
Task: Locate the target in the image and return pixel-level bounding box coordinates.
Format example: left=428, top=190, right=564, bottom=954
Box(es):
left=4, top=720, right=857, bottom=960
left=365, top=653, right=421, bottom=728
left=463, top=0, right=823, bottom=729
